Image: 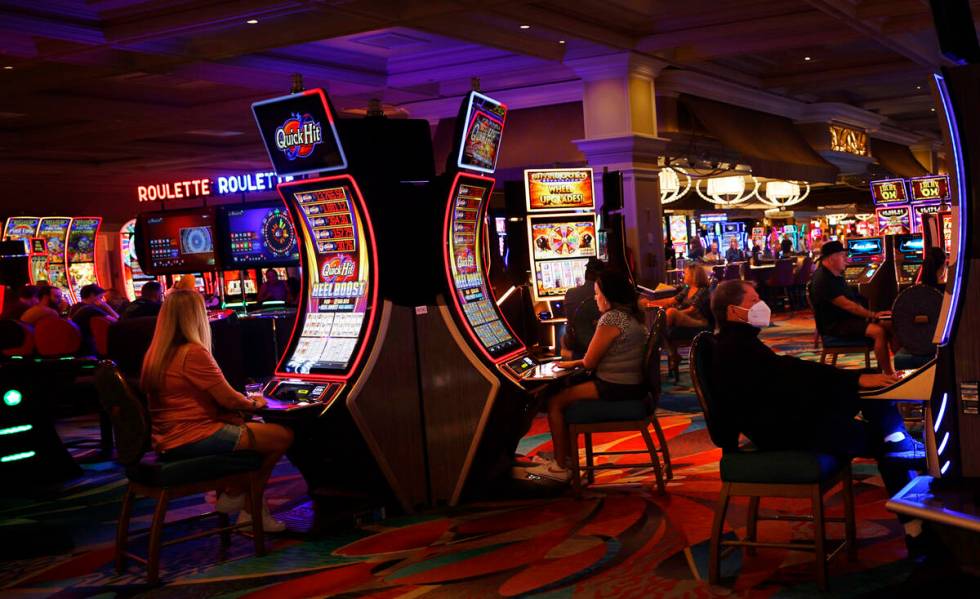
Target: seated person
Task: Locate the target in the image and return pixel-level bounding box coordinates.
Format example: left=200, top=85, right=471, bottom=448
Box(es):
left=709, top=279, right=928, bottom=554
left=702, top=242, right=722, bottom=264
left=920, top=246, right=947, bottom=292
left=529, top=271, right=649, bottom=482
left=560, top=258, right=604, bottom=359
left=750, top=243, right=763, bottom=265
left=257, top=269, right=289, bottom=304
left=20, top=285, right=64, bottom=324
left=140, top=289, right=294, bottom=531
left=811, top=241, right=897, bottom=374
left=780, top=234, right=794, bottom=257
left=71, top=284, right=120, bottom=355
left=1, top=285, right=37, bottom=320
left=724, top=238, right=745, bottom=263
left=122, top=281, right=163, bottom=319
left=664, top=241, right=677, bottom=270
left=687, top=239, right=705, bottom=262
left=642, top=263, right=712, bottom=376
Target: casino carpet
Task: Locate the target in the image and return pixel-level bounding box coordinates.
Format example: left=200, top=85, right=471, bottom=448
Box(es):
left=0, top=310, right=943, bottom=597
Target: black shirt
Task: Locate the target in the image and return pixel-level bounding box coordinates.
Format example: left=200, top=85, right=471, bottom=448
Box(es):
left=780, top=238, right=793, bottom=256
left=725, top=248, right=744, bottom=262
left=71, top=303, right=111, bottom=355
left=711, top=322, right=861, bottom=450
left=810, top=264, right=863, bottom=333
left=121, top=298, right=161, bottom=320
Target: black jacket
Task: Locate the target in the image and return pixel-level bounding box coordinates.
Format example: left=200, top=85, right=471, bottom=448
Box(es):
left=711, top=322, right=861, bottom=449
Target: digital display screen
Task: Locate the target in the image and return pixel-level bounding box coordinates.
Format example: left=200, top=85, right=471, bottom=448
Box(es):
left=66, top=217, right=100, bottom=263
left=876, top=205, right=912, bottom=235
left=896, top=234, right=924, bottom=257
left=3, top=217, right=39, bottom=247
left=530, top=219, right=597, bottom=261
left=912, top=203, right=941, bottom=232
left=941, top=212, right=953, bottom=255
left=870, top=178, right=909, bottom=205
left=524, top=168, right=595, bottom=211
left=36, top=217, right=71, bottom=290
left=846, top=237, right=883, bottom=258
left=222, top=203, right=299, bottom=267
left=534, top=259, right=589, bottom=299
left=251, top=88, right=347, bottom=177
left=447, top=176, right=523, bottom=360
left=456, top=92, right=506, bottom=174
left=909, top=175, right=950, bottom=202
left=120, top=219, right=158, bottom=301
left=279, top=178, right=374, bottom=375
left=68, top=263, right=97, bottom=291
left=140, top=209, right=218, bottom=274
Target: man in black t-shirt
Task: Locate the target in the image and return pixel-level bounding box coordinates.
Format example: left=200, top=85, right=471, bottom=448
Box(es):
left=121, top=281, right=162, bottom=319
left=71, top=284, right=118, bottom=355
left=810, top=241, right=897, bottom=374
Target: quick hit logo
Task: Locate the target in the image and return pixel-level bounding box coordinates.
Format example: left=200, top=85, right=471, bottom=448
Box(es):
left=275, top=113, right=323, bottom=160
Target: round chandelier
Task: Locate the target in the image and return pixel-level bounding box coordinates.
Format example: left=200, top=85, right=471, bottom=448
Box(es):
left=695, top=175, right=758, bottom=206
left=754, top=180, right=810, bottom=207
left=659, top=166, right=691, bottom=205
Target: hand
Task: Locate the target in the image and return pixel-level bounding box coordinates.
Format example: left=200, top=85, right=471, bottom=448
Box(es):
left=859, top=373, right=901, bottom=389
left=555, top=360, right=576, bottom=370
left=247, top=392, right=267, bottom=409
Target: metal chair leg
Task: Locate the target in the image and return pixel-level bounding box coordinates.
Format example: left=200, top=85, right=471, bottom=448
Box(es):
left=812, top=486, right=828, bottom=592
left=709, top=483, right=731, bottom=585
left=651, top=415, right=673, bottom=480
left=746, top=496, right=760, bottom=556
left=584, top=432, right=595, bottom=485
left=115, top=485, right=135, bottom=573
left=640, top=426, right=665, bottom=494
left=248, top=474, right=266, bottom=557
left=146, top=489, right=170, bottom=584
left=841, top=467, right=858, bottom=561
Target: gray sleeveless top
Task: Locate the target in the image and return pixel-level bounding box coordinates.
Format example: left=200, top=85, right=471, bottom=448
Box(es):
left=596, top=308, right=648, bottom=385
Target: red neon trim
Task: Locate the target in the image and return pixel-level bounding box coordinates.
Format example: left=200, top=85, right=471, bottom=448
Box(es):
left=304, top=88, right=336, bottom=125
left=66, top=216, right=102, bottom=302
left=273, top=174, right=380, bottom=383
left=442, top=172, right=526, bottom=364
left=120, top=219, right=135, bottom=301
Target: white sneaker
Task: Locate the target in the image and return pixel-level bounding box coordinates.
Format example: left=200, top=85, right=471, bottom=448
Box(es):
left=215, top=492, right=246, bottom=514
left=526, top=462, right=572, bottom=483
left=238, top=501, right=287, bottom=533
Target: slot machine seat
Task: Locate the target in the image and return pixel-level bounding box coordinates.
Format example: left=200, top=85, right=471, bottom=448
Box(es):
left=93, top=361, right=265, bottom=584
left=690, top=332, right=857, bottom=592
left=89, top=316, right=112, bottom=358
left=33, top=316, right=82, bottom=357
left=765, top=259, right=796, bottom=311
left=807, top=283, right=873, bottom=368
left=566, top=308, right=672, bottom=495
left=0, top=319, right=33, bottom=357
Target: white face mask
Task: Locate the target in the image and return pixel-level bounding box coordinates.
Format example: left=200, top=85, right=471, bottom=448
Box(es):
left=740, top=301, right=771, bottom=328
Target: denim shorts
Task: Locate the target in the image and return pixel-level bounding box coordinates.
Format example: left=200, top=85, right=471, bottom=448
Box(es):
left=163, top=424, right=244, bottom=461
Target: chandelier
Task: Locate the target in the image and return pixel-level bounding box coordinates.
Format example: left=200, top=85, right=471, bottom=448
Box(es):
left=659, top=166, right=691, bottom=205
left=695, top=175, right=758, bottom=206
left=754, top=180, right=810, bottom=207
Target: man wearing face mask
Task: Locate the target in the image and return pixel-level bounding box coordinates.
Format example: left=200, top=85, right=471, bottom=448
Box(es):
left=709, top=279, right=930, bottom=555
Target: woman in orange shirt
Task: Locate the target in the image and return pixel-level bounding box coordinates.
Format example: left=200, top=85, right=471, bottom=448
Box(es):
left=141, top=290, right=294, bottom=532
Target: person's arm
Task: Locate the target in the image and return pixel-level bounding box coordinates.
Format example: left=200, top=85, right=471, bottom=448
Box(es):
left=557, top=323, right=620, bottom=370
left=97, top=300, right=119, bottom=321
left=830, top=295, right=879, bottom=320
left=184, top=345, right=263, bottom=411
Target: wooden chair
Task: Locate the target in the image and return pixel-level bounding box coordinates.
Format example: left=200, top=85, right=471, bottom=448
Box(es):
left=805, top=282, right=872, bottom=368
left=566, top=308, right=672, bottom=495
left=690, top=333, right=857, bottom=592
left=94, top=361, right=266, bottom=584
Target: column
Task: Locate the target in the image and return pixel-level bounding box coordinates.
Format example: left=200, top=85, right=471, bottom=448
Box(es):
left=568, top=52, right=670, bottom=286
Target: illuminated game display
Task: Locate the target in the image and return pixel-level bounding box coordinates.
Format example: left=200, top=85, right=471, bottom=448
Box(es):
left=3, top=217, right=39, bottom=251
left=870, top=178, right=909, bottom=204
left=33, top=217, right=71, bottom=290
left=65, top=217, right=102, bottom=301
left=119, top=219, right=160, bottom=301
left=251, top=89, right=347, bottom=178
left=455, top=91, right=506, bottom=174
left=276, top=177, right=377, bottom=375
left=844, top=237, right=884, bottom=282
left=909, top=175, right=949, bottom=233
left=524, top=168, right=595, bottom=212
left=139, top=208, right=218, bottom=274
left=669, top=215, right=689, bottom=257
left=876, top=205, right=912, bottom=235
left=528, top=216, right=598, bottom=299
left=221, top=202, right=299, bottom=267
left=446, top=174, right=522, bottom=359
left=893, top=233, right=924, bottom=285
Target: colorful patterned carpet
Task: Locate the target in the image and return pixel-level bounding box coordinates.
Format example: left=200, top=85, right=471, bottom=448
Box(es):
left=0, top=311, right=953, bottom=597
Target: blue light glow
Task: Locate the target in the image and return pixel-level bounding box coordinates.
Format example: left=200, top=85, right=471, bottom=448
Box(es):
left=0, top=451, right=35, bottom=463
left=934, top=73, right=966, bottom=345
left=941, top=460, right=951, bottom=475
left=938, top=431, right=949, bottom=456
left=935, top=392, right=948, bottom=433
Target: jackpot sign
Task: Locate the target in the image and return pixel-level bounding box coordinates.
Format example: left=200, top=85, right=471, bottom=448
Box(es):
left=909, top=175, right=950, bottom=202
left=870, top=178, right=909, bottom=204
left=275, top=113, right=322, bottom=160
left=524, top=168, right=595, bottom=212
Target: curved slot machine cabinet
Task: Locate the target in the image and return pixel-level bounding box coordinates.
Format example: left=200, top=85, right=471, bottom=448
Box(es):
left=65, top=217, right=102, bottom=302
left=893, top=233, right=925, bottom=288
left=32, top=217, right=72, bottom=292
left=119, top=219, right=163, bottom=301
left=862, top=61, right=980, bottom=559
left=2, top=217, right=38, bottom=288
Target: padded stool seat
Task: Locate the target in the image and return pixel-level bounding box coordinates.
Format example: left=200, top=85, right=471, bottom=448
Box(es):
left=821, top=335, right=872, bottom=348
left=565, top=399, right=648, bottom=424
left=128, top=451, right=263, bottom=487
left=893, top=350, right=933, bottom=371
left=721, top=451, right=843, bottom=485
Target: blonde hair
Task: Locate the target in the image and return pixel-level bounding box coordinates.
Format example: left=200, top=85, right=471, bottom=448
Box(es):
left=140, top=289, right=213, bottom=395
left=686, top=263, right=710, bottom=288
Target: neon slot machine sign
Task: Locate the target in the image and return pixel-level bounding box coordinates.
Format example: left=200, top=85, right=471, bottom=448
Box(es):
left=34, top=217, right=72, bottom=290
left=445, top=175, right=523, bottom=361
left=456, top=92, right=507, bottom=174
left=524, top=168, right=595, bottom=212
left=66, top=217, right=102, bottom=296
left=277, top=177, right=376, bottom=377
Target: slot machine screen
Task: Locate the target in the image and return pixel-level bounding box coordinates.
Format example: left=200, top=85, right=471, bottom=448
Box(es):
left=139, top=209, right=218, bottom=274
left=446, top=176, right=523, bottom=360
left=455, top=92, right=507, bottom=174
left=278, top=177, right=376, bottom=375
left=529, top=218, right=597, bottom=261
left=3, top=217, right=39, bottom=251
left=36, top=217, right=71, bottom=290
left=67, top=217, right=100, bottom=264
left=534, top=259, right=589, bottom=299
left=846, top=237, right=883, bottom=259
left=896, top=234, right=924, bottom=258
left=220, top=203, right=299, bottom=267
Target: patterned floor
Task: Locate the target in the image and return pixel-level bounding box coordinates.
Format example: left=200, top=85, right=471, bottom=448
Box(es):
left=0, top=311, right=953, bottom=597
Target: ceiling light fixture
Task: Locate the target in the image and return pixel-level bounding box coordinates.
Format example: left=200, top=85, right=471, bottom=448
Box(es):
left=659, top=167, right=692, bottom=205
left=695, top=175, right=758, bottom=206
left=519, top=24, right=530, bottom=29
left=916, top=85, right=922, bottom=90
left=246, top=18, right=258, bottom=24
left=559, top=40, right=566, bottom=44
left=2, top=66, right=12, bottom=70
left=804, top=56, right=812, bottom=61
left=754, top=179, right=811, bottom=208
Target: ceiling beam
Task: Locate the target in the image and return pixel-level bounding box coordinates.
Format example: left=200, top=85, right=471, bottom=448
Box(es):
left=763, top=60, right=931, bottom=89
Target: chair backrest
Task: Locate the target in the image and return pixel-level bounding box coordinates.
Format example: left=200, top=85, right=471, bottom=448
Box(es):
left=107, top=316, right=157, bottom=378
left=892, top=284, right=943, bottom=356
left=643, top=308, right=666, bottom=411
left=568, top=297, right=600, bottom=354
left=724, top=263, right=741, bottom=280
left=0, top=319, right=33, bottom=357
left=90, top=316, right=112, bottom=357
left=768, top=259, right=795, bottom=286
left=94, top=360, right=150, bottom=467
left=792, top=256, right=814, bottom=285
left=34, top=317, right=82, bottom=357
left=689, top=331, right=739, bottom=450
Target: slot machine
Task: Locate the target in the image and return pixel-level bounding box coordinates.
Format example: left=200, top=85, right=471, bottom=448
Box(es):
left=119, top=219, right=163, bottom=301
left=843, top=236, right=895, bottom=310
left=135, top=208, right=222, bottom=305
left=909, top=175, right=950, bottom=234
left=669, top=214, right=689, bottom=257
left=31, top=217, right=71, bottom=293
left=3, top=217, right=39, bottom=253
left=2, top=217, right=39, bottom=286
left=65, top=216, right=102, bottom=302
left=893, top=233, right=925, bottom=287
